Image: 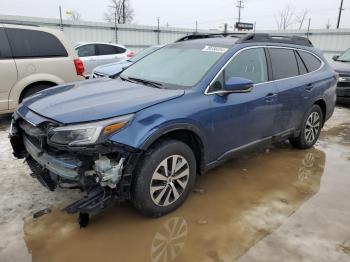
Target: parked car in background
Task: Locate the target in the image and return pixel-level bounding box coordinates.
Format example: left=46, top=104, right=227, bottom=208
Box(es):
left=75, top=42, right=133, bottom=77
left=0, top=23, right=84, bottom=114
left=10, top=33, right=336, bottom=226
left=92, top=45, right=163, bottom=79
left=330, top=49, right=350, bottom=104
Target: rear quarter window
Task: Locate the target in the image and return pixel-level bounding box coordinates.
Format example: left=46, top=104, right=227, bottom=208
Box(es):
left=269, top=48, right=299, bottom=80
left=97, top=44, right=126, bottom=55
left=295, top=51, right=308, bottom=75
left=5, top=28, right=68, bottom=58
left=298, top=50, right=322, bottom=72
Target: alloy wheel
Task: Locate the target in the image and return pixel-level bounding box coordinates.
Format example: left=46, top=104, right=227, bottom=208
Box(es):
left=150, top=155, right=190, bottom=206
left=304, top=111, right=321, bottom=143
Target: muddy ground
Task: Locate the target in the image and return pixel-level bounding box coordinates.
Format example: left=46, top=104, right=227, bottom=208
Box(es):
left=0, top=106, right=350, bottom=262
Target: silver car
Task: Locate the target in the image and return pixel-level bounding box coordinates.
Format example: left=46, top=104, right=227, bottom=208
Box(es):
left=74, top=42, right=133, bottom=77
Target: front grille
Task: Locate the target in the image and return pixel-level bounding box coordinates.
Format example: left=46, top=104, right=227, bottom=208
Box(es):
left=18, top=119, right=46, bottom=137
left=17, top=118, right=49, bottom=150
left=337, top=82, right=350, bottom=88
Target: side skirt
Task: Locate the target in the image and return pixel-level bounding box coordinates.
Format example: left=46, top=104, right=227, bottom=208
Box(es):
left=205, top=129, right=296, bottom=171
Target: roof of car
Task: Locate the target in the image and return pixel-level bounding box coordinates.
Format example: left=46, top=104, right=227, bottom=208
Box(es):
left=175, top=33, right=313, bottom=48
left=74, top=42, right=126, bottom=48
left=172, top=37, right=240, bottom=48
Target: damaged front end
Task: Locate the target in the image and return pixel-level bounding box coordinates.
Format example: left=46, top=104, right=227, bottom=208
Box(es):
left=10, top=109, right=142, bottom=226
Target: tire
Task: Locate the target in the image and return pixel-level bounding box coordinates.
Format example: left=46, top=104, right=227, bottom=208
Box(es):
left=132, top=139, right=196, bottom=217
left=289, top=104, right=323, bottom=149
left=20, top=84, right=53, bottom=102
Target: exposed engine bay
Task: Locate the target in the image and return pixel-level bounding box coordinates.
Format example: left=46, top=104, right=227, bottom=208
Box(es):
left=9, top=112, right=141, bottom=227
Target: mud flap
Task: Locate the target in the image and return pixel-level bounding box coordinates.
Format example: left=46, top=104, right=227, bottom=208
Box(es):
left=63, top=187, right=114, bottom=214
left=64, top=187, right=115, bottom=227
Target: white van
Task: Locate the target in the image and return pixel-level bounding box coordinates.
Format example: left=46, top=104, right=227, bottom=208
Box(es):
left=0, top=23, right=85, bottom=114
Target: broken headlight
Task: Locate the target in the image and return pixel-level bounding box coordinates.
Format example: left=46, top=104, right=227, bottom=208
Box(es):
left=48, top=114, right=134, bottom=146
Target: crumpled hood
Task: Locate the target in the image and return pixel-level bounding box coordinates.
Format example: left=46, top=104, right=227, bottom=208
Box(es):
left=329, top=60, right=350, bottom=74
left=22, top=78, right=184, bottom=124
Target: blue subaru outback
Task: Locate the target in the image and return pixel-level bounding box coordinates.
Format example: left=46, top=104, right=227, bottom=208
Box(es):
left=10, top=33, right=336, bottom=226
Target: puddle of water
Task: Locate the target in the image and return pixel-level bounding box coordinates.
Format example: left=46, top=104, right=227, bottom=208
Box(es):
left=23, top=145, right=326, bottom=262
left=1, top=107, right=349, bottom=262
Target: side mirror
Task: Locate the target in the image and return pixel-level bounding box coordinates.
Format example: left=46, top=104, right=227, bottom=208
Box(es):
left=332, top=55, right=339, bottom=61
left=224, top=77, right=254, bottom=94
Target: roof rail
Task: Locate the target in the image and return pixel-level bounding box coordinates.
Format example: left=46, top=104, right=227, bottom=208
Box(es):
left=236, top=33, right=313, bottom=47
left=0, top=20, right=40, bottom=27
left=175, top=33, right=242, bottom=42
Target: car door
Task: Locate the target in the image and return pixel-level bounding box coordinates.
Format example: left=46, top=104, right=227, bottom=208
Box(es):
left=267, top=47, right=302, bottom=133
left=268, top=47, right=320, bottom=134
left=207, top=47, right=278, bottom=161
left=95, top=44, right=126, bottom=68
left=76, top=44, right=98, bottom=75
left=0, top=27, right=17, bottom=111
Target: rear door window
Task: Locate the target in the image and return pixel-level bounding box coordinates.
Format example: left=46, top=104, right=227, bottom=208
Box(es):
left=298, top=50, right=322, bottom=72
left=97, top=44, right=126, bottom=55
left=77, top=44, right=96, bottom=57
left=5, top=28, right=68, bottom=58
left=269, top=48, right=299, bottom=80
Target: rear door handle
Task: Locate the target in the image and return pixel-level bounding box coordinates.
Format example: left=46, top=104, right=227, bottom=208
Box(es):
left=265, top=93, right=277, bottom=103
left=305, top=83, right=314, bottom=91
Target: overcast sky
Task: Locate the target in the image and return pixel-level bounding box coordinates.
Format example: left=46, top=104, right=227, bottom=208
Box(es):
left=1, top=0, right=349, bottom=30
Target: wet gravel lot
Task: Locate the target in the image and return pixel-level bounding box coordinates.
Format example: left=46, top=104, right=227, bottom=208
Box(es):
left=0, top=106, right=350, bottom=262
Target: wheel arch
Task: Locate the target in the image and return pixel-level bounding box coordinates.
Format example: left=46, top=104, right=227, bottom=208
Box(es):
left=19, top=81, right=57, bottom=103
left=141, top=125, right=208, bottom=175
left=314, top=99, right=327, bottom=126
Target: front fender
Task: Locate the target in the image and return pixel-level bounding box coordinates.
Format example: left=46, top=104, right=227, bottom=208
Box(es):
left=109, top=114, right=208, bottom=150
left=139, top=121, right=208, bottom=151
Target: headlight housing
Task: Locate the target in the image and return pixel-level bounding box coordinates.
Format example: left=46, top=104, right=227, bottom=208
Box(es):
left=48, top=114, right=134, bottom=146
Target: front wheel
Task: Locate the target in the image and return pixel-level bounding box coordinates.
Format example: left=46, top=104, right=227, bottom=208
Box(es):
left=132, top=139, right=196, bottom=217
left=289, top=104, right=323, bottom=149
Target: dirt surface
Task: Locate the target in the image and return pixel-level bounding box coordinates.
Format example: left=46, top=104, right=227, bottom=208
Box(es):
left=0, top=107, right=350, bottom=262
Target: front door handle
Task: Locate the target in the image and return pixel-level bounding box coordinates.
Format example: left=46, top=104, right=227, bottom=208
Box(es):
left=305, top=83, right=314, bottom=91
left=265, top=93, right=277, bottom=103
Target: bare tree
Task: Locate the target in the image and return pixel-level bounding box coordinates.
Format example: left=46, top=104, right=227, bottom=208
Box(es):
left=295, top=9, right=308, bottom=30
left=275, top=5, right=296, bottom=30
left=66, top=10, right=82, bottom=21
left=71, top=11, right=82, bottom=21
left=104, top=0, right=134, bottom=24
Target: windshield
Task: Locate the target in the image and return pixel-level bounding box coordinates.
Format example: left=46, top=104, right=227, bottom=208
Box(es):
left=128, top=46, right=161, bottom=62
left=338, top=49, right=350, bottom=62
left=121, top=44, right=228, bottom=89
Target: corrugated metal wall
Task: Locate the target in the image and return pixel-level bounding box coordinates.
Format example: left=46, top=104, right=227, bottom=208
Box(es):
left=1, top=14, right=350, bottom=57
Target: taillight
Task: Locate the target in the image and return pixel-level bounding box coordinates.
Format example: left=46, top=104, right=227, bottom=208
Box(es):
left=127, top=51, right=135, bottom=58
left=74, top=58, right=85, bottom=76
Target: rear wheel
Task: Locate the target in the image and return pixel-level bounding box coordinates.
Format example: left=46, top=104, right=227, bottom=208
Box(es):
left=20, top=84, right=54, bottom=102
left=289, top=104, right=323, bottom=149
left=132, top=139, right=196, bottom=217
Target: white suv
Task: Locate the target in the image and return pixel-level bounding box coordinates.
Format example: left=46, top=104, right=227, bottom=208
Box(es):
left=0, top=23, right=85, bottom=114
left=74, top=42, right=133, bottom=77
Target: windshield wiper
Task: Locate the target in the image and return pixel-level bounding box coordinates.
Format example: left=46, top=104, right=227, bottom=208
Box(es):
left=120, top=75, right=135, bottom=83
left=127, top=77, right=163, bottom=89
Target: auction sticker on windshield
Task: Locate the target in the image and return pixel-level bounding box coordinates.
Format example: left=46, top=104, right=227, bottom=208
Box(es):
left=202, top=46, right=228, bottom=53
